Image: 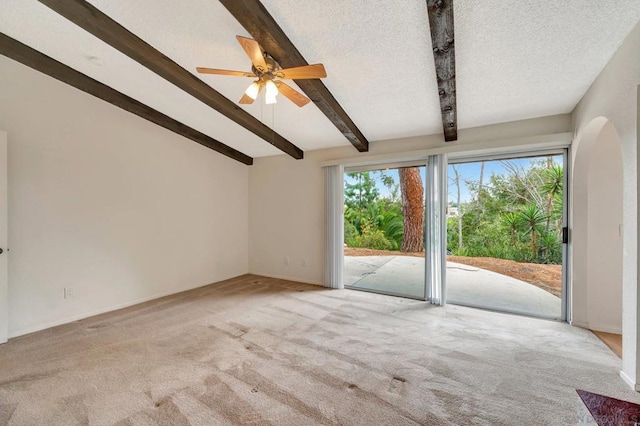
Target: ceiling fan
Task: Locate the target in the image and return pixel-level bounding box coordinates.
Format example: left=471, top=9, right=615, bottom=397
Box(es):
left=196, top=36, right=327, bottom=107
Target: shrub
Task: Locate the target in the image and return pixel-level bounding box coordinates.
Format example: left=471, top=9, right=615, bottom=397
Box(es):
left=378, top=211, right=403, bottom=250
left=344, top=221, right=358, bottom=245
left=538, top=231, right=562, bottom=264
left=349, top=219, right=393, bottom=251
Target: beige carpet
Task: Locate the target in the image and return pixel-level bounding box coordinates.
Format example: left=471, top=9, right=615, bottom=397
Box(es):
left=0, top=274, right=637, bottom=425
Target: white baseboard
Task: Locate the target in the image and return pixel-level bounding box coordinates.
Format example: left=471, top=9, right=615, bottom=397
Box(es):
left=620, top=370, right=638, bottom=391
left=249, top=271, right=322, bottom=287
left=8, top=272, right=245, bottom=339
left=588, top=324, right=623, bottom=334
left=569, top=320, right=622, bottom=335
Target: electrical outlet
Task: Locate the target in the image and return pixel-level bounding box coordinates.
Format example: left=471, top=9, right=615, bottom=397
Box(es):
left=64, top=287, right=74, bottom=300
left=301, top=259, right=307, bottom=267
left=284, top=256, right=290, bottom=265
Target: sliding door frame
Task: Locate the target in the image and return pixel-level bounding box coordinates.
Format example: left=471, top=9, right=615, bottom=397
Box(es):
left=344, top=160, right=429, bottom=301
left=447, top=148, right=569, bottom=322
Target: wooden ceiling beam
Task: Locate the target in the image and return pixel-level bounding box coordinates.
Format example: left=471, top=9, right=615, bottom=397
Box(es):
left=427, top=0, right=458, bottom=142
left=36, top=0, right=303, bottom=159
left=0, top=33, right=253, bottom=165
left=219, top=0, right=370, bottom=152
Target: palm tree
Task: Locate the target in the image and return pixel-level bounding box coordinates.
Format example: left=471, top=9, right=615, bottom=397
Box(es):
left=541, top=165, right=563, bottom=231
left=501, top=212, right=521, bottom=246
left=519, top=204, right=546, bottom=259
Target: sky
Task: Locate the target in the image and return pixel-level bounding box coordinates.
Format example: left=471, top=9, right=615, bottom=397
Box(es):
left=344, top=167, right=426, bottom=200
left=344, top=155, right=563, bottom=203
left=448, top=155, right=563, bottom=203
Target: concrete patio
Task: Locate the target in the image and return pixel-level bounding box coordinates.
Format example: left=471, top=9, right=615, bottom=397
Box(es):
left=344, top=255, right=561, bottom=319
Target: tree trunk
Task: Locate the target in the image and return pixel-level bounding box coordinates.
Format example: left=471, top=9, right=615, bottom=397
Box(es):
left=545, top=194, right=553, bottom=232
left=452, top=165, right=463, bottom=251
left=399, top=167, right=424, bottom=252
left=478, top=161, right=485, bottom=215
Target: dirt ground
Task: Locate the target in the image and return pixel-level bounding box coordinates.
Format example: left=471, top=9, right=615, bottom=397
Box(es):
left=344, top=247, right=562, bottom=297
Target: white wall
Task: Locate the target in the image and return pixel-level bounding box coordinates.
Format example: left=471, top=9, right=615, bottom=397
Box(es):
left=586, top=124, right=623, bottom=333
left=571, top=20, right=640, bottom=389
left=0, top=56, right=249, bottom=337
left=571, top=119, right=624, bottom=334
left=249, top=114, right=571, bottom=285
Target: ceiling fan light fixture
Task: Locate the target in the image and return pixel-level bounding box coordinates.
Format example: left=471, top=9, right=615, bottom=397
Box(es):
left=265, top=80, right=278, bottom=104
left=245, top=81, right=261, bottom=100
left=265, top=93, right=278, bottom=104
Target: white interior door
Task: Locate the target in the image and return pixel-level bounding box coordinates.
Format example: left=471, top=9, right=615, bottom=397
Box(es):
left=0, top=131, right=7, bottom=343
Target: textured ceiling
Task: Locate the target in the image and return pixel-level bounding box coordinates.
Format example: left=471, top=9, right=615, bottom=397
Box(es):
left=1, top=1, right=639, bottom=159
left=260, top=0, right=442, bottom=141
left=454, top=0, right=640, bottom=129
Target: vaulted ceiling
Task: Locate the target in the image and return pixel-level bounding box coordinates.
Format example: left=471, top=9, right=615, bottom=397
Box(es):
left=1, top=1, right=639, bottom=164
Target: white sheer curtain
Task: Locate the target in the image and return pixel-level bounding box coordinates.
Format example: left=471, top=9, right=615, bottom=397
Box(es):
left=425, top=154, right=447, bottom=305
left=323, top=165, right=344, bottom=289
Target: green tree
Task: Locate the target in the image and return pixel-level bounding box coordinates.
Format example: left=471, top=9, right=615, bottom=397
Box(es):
left=344, top=172, right=380, bottom=234
left=345, top=172, right=379, bottom=207
left=518, top=204, right=546, bottom=258
left=378, top=172, right=400, bottom=202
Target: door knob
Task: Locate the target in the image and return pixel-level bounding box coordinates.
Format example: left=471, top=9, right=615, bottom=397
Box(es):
left=0, top=248, right=3, bottom=254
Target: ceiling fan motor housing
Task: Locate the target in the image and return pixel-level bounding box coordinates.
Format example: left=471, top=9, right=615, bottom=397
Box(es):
left=252, top=55, right=279, bottom=78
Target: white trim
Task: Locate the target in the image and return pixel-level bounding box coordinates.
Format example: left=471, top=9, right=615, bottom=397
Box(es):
left=563, top=147, right=571, bottom=323
left=346, top=159, right=428, bottom=173
left=0, top=131, right=6, bottom=344
left=570, top=320, right=589, bottom=329
left=249, top=272, right=322, bottom=287
left=8, top=272, right=243, bottom=339
left=320, top=132, right=573, bottom=168
left=569, top=320, right=622, bottom=334
left=586, top=324, right=623, bottom=334
left=448, top=147, right=566, bottom=163
left=619, top=370, right=637, bottom=390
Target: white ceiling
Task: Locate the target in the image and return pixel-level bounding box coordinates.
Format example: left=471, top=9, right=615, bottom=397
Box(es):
left=1, top=1, right=639, bottom=160
left=454, top=0, right=640, bottom=129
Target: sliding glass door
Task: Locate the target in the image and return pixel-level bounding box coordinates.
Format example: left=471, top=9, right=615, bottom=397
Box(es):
left=337, top=150, right=568, bottom=321
left=445, top=151, right=567, bottom=319
left=343, top=163, right=427, bottom=299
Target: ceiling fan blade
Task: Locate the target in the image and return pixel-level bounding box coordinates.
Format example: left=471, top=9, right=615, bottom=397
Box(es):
left=196, top=67, right=255, bottom=77
left=236, top=35, right=268, bottom=72
left=239, top=94, right=255, bottom=104
left=276, top=81, right=311, bottom=107
left=275, top=64, right=327, bottom=80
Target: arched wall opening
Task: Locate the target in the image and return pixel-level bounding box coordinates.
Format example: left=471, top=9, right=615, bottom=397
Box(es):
left=571, top=117, right=623, bottom=333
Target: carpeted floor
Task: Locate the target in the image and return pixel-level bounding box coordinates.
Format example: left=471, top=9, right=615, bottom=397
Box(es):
left=0, top=274, right=637, bottom=425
